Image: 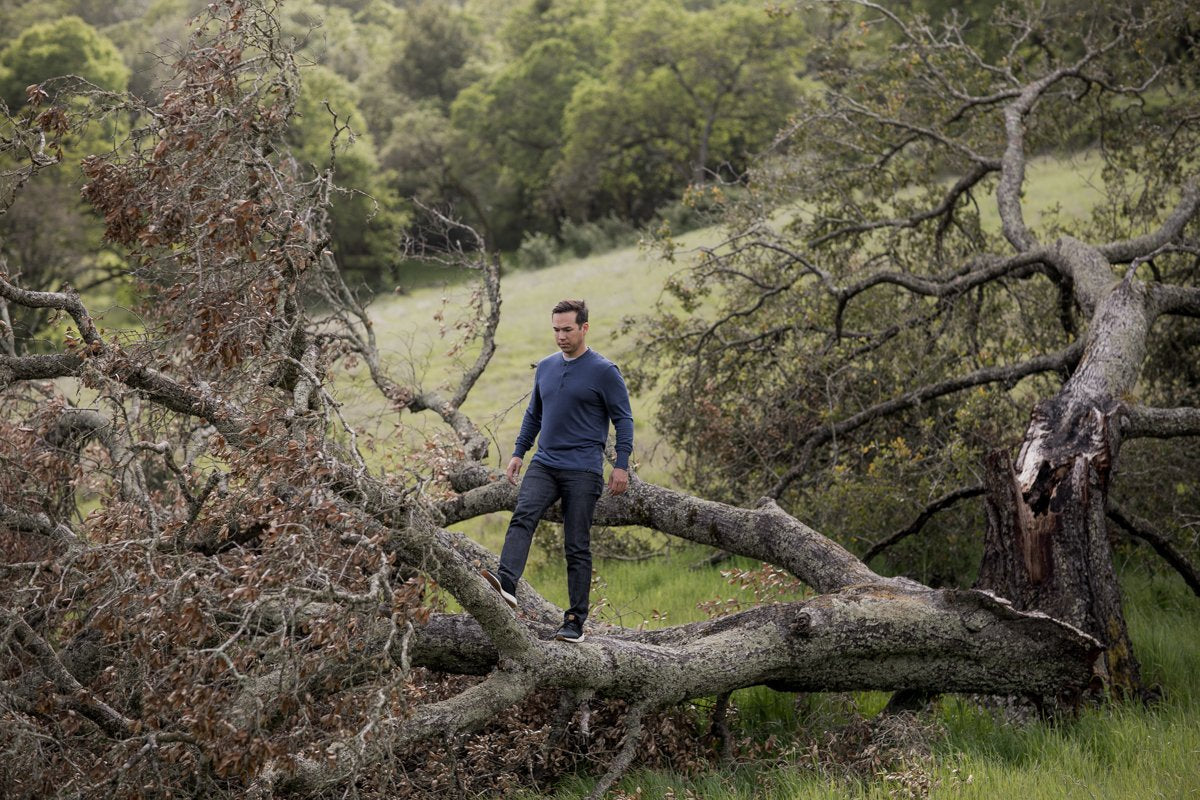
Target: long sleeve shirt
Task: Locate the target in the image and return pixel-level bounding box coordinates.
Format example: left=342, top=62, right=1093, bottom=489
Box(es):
left=512, top=348, right=634, bottom=475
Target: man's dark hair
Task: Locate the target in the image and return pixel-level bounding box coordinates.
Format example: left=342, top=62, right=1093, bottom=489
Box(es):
left=552, top=299, right=588, bottom=325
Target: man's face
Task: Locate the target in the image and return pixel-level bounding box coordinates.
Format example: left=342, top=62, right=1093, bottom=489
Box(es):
left=551, top=311, right=588, bottom=357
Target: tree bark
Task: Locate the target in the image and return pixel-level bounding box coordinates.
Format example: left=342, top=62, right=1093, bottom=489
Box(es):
left=978, top=443, right=1138, bottom=696
left=976, top=243, right=1166, bottom=696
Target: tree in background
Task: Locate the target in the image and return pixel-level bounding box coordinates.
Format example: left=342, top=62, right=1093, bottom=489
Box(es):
left=0, top=16, right=130, bottom=347
left=374, top=0, right=807, bottom=251
left=0, top=16, right=129, bottom=107
left=445, top=0, right=609, bottom=248
left=633, top=0, right=1200, bottom=695
left=554, top=1, right=805, bottom=222
left=388, top=0, right=483, bottom=109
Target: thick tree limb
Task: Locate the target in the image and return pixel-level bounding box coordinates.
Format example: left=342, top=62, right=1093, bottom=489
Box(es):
left=0, top=284, right=253, bottom=445
left=0, top=608, right=134, bottom=738
left=281, top=579, right=1100, bottom=796
left=1107, top=504, right=1200, bottom=599
left=1099, top=180, right=1200, bottom=264
left=435, top=526, right=563, bottom=625
left=1120, top=405, right=1200, bottom=440
left=0, top=501, right=79, bottom=546
left=0, top=353, right=83, bottom=384
left=1149, top=282, right=1200, bottom=318
left=996, top=44, right=1121, bottom=252
left=441, top=470, right=884, bottom=594
left=201, top=453, right=1104, bottom=793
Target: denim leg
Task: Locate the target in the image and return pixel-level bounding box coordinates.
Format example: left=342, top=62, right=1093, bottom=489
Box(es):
left=497, top=462, right=560, bottom=596
left=559, top=469, right=604, bottom=622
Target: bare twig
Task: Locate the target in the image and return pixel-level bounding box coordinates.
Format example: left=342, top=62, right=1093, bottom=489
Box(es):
left=863, top=485, right=985, bottom=562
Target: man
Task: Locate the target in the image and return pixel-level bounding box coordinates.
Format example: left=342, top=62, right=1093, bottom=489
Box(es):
left=482, top=299, right=633, bottom=642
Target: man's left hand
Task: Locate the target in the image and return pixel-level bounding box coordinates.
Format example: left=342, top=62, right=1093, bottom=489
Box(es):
left=608, top=467, right=629, bottom=496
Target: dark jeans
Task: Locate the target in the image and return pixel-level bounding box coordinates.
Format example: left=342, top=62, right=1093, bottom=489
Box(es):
left=497, top=461, right=604, bottom=622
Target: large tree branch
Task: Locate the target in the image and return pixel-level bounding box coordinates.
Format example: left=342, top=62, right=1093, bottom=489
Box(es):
left=1098, top=179, right=1200, bottom=264
left=769, top=340, right=1084, bottom=498
left=0, top=501, right=79, bottom=546
left=862, top=485, right=985, bottom=563
left=281, top=580, right=1101, bottom=794
left=1149, top=282, right=1200, bottom=318
left=0, top=353, right=83, bottom=384
left=1120, top=405, right=1200, bottom=440
left=996, top=34, right=1124, bottom=252
left=441, top=469, right=884, bottom=594
left=1107, top=504, right=1200, bottom=599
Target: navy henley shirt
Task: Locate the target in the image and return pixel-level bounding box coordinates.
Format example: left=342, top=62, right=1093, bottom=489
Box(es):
left=512, top=348, right=634, bottom=475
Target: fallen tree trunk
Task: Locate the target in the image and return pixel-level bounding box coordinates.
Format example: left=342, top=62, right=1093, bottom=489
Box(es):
left=402, top=585, right=1100, bottom=697
left=280, top=515, right=1101, bottom=795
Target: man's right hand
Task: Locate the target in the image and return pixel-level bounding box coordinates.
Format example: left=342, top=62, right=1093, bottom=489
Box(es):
left=506, top=456, right=523, bottom=485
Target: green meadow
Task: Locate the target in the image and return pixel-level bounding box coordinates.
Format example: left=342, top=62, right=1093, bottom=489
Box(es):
left=356, top=151, right=1200, bottom=798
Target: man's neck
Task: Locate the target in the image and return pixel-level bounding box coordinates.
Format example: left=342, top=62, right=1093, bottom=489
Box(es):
left=562, top=346, right=589, bottom=361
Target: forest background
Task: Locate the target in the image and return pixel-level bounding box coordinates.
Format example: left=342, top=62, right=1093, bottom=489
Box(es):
left=0, top=0, right=821, bottom=290
left=1, top=0, right=1199, bottom=798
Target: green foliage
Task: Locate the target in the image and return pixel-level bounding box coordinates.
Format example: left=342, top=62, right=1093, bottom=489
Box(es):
left=0, top=16, right=133, bottom=347
left=282, top=0, right=373, bottom=82
left=0, top=0, right=825, bottom=257
left=0, top=0, right=163, bottom=43
left=515, top=230, right=560, bottom=269
left=2, top=0, right=1186, bottom=268
left=386, top=0, right=812, bottom=249
left=388, top=0, right=483, bottom=108
left=448, top=32, right=603, bottom=248
left=558, top=213, right=637, bottom=258
left=102, top=0, right=197, bottom=97
left=0, top=16, right=129, bottom=106
left=499, top=0, right=614, bottom=62
left=555, top=0, right=805, bottom=221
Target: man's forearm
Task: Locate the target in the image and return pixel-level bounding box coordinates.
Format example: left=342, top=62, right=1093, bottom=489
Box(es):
left=613, top=416, right=634, bottom=469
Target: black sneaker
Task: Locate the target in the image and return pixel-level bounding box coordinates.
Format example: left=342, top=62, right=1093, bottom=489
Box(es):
left=555, top=614, right=585, bottom=643
left=481, top=569, right=517, bottom=610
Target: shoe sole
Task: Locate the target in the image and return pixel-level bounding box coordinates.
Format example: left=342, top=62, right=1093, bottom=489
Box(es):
left=481, top=569, right=518, bottom=610
left=555, top=632, right=586, bottom=643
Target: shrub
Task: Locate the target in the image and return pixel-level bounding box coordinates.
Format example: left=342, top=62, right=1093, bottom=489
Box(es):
left=560, top=214, right=638, bottom=258
left=516, top=231, right=560, bottom=269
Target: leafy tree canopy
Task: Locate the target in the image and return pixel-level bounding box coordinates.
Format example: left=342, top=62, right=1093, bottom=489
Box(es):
left=0, top=16, right=129, bottom=107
